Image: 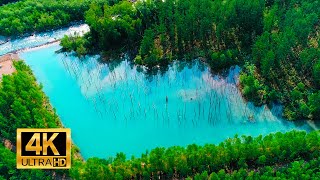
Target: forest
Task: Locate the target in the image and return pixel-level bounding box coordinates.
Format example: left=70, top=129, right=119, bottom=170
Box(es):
left=0, top=0, right=122, bottom=36
left=0, top=143, right=52, bottom=180
left=0, top=61, right=61, bottom=143
left=59, top=0, right=320, bottom=121
left=0, top=0, right=16, bottom=6
left=0, top=61, right=69, bottom=179
left=69, top=130, right=320, bottom=179
left=0, top=0, right=320, bottom=179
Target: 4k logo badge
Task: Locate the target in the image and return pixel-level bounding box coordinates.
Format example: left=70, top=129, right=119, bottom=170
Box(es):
left=16, top=128, right=71, bottom=169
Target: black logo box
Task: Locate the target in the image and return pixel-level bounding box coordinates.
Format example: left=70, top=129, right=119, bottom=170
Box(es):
left=21, top=132, right=67, bottom=156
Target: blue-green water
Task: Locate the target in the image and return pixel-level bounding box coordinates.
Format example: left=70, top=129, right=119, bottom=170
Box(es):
left=20, top=44, right=313, bottom=159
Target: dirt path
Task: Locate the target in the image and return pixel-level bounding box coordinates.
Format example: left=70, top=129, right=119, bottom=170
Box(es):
left=0, top=53, right=19, bottom=78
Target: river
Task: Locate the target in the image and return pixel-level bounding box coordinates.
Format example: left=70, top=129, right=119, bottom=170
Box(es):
left=0, top=24, right=315, bottom=159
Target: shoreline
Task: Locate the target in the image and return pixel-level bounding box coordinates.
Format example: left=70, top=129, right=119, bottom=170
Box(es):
left=0, top=41, right=84, bottom=161
left=0, top=23, right=89, bottom=56
left=8, top=40, right=61, bottom=54
left=0, top=53, right=18, bottom=78
left=1, top=39, right=316, bottom=162
left=0, top=40, right=61, bottom=77
left=3, top=40, right=316, bottom=125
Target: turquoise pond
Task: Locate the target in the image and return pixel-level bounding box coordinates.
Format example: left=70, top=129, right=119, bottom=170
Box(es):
left=18, top=44, right=315, bottom=159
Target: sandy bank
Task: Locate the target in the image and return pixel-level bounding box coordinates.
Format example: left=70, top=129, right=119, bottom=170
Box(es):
left=0, top=39, right=62, bottom=79
left=0, top=53, right=18, bottom=78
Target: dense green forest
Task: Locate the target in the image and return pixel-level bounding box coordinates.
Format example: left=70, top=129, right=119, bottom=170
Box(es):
left=0, top=0, right=122, bottom=36
left=70, top=130, right=320, bottom=179
left=0, top=0, right=17, bottom=6
left=0, top=61, right=61, bottom=143
left=62, top=0, right=265, bottom=65
left=0, top=61, right=69, bottom=179
left=239, top=0, right=320, bottom=120
left=60, top=0, right=320, bottom=120
left=0, top=143, right=53, bottom=180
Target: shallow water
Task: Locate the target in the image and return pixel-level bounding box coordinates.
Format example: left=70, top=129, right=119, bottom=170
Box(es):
left=19, top=44, right=313, bottom=159
left=0, top=24, right=89, bottom=55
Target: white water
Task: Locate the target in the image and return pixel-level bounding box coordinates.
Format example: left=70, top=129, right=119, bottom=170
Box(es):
left=0, top=24, right=89, bottom=55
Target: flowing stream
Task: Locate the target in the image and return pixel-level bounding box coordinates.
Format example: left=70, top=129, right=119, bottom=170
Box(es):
left=0, top=24, right=89, bottom=55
